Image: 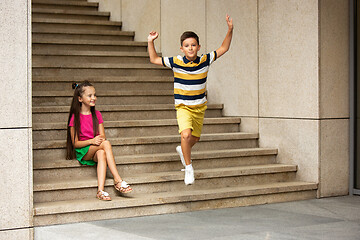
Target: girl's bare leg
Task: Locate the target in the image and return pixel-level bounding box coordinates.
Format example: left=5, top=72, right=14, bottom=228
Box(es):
left=100, top=140, right=122, bottom=182
left=180, top=128, right=199, bottom=165
left=93, top=149, right=107, bottom=191
left=83, top=141, right=122, bottom=182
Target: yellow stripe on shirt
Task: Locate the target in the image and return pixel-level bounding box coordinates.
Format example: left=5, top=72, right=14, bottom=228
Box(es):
left=174, top=71, right=208, bottom=80
left=174, top=88, right=206, bottom=96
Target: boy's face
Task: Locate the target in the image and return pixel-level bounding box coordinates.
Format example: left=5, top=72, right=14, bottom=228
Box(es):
left=180, top=37, right=201, bottom=61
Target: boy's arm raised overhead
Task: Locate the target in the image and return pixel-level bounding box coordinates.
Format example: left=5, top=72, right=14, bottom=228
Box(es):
left=147, top=31, right=163, bottom=66
left=216, top=14, right=233, bottom=59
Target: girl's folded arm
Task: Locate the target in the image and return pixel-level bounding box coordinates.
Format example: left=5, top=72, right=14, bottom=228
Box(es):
left=70, top=126, right=94, bottom=148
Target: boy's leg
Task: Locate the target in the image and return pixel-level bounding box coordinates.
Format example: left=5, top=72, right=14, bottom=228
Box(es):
left=180, top=128, right=199, bottom=165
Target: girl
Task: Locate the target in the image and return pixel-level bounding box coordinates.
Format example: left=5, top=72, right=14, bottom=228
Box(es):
left=66, top=81, right=132, bottom=201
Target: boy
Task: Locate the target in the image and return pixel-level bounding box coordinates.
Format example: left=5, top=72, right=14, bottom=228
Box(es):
left=147, top=14, right=233, bottom=185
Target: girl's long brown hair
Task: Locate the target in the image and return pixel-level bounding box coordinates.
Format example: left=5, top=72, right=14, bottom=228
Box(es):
left=66, top=81, right=99, bottom=159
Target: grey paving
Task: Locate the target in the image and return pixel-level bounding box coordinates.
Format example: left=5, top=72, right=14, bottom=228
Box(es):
left=34, top=196, right=360, bottom=240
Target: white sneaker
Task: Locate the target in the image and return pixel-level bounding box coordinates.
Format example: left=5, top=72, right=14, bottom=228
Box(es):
left=176, top=146, right=186, bottom=167
left=184, top=165, right=195, bottom=185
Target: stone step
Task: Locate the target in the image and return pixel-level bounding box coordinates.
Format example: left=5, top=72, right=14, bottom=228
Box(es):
left=32, top=8, right=110, bottom=21
left=33, top=148, right=278, bottom=181
left=32, top=18, right=121, bottom=31
left=32, top=76, right=172, bottom=91
left=32, top=65, right=172, bottom=77
left=32, top=51, right=151, bottom=65
left=32, top=38, right=147, bottom=52
left=32, top=28, right=134, bottom=41
left=32, top=0, right=99, bottom=11
left=32, top=89, right=174, bottom=106
left=33, top=181, right=318, bottom=226
left=33, top=117, right=241, bottom=140
left=32, top=104, right=224, bottom=122
left=33, top=132, right=259, bottom=159
left=33, top=164, right=296, bottom=202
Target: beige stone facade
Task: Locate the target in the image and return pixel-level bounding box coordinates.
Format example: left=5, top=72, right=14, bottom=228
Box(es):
left=0, top=0, right=350, bottom=239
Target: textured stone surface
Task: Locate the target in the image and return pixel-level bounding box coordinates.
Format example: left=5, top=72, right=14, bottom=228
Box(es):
left=319, top=0, right=349, bottom=118
left=161, top=0, right=206, bottom=56
left=320, top=119, right=349, bottom=197
left=259, top=0, right=319, bottom=118
left=88, top=0, right=121, bottom=21
left=207, top=0, right=258, bottom=118
left=0, top=228, right=33, bottom=240
left=122, top=0, right=161, bottom=51
left=0, top=129, right=33, bottom=230
left=259, top=118, right=319, bottom=183
left=0, top=0, right=31, bottom=128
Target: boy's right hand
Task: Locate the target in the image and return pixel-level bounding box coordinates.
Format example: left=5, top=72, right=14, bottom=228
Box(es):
left=93, top=135, right=105, bottom=146
left=148, top=31, right=159, bottom=42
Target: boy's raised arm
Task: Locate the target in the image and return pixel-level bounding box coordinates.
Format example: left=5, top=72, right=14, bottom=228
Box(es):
left=216, top=14, right=233, bottom=59
left=147, top=31, right=163, bottom=66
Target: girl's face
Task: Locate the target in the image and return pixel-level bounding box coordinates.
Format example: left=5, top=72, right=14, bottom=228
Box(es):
left=79, top=86, right=96, bottom=107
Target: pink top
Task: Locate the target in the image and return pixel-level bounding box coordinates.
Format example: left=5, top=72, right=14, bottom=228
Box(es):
left=69, top=110, right=104, bottom=141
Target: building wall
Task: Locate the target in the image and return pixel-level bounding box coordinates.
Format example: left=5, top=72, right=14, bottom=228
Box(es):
left=318, top=0, right=349, bottom=197
left=0, top=0, right=33, bottom=239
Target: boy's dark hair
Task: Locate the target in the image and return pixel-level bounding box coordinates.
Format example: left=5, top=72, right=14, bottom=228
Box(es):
left=180, top=31, right=199, bottom=46
left=66, top=80, right=99, bottom=160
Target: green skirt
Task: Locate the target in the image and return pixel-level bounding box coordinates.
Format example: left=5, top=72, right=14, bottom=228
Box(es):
left=75, top=146, right=96, bottom=166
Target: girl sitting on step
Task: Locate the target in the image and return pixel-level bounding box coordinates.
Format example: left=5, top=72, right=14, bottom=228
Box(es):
left=66, top=81, right=132, bottom=201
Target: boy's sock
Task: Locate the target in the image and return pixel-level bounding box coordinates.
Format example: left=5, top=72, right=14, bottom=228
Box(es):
left=184, top=164, right=194, bottom=185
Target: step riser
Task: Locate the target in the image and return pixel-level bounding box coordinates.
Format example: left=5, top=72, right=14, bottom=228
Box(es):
left=32, top=23, right=120, bottom=31
left=32, top=81, right=172, bottom=91
left=37, top=0, right=89, bottom=2
left=32, top=68, right=172, bottom=77
left=33, top=123, right=240, bottom=141
left=33, top=56, right=150, bottom=65
left=32, top=13, right=109, bottom=21
left=33, top=190, right=317, bottom=226
left=34, top=172, right=295, bottom=203
left=32, top=95, right=174, bottom=106
left=32, top=33, right=134, bottom=41
left=33, top=155, right=277, bottom=182
left=32, top=4, right=98, bottom=11
left=32, top=44, right=145, bottom=52
left=32, top=109, right=222, bottom=123
left=33, top=140, right=258, bottom=160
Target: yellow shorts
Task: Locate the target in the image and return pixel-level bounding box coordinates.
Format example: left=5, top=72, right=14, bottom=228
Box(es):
left=176, top=105, right=207, bottom=137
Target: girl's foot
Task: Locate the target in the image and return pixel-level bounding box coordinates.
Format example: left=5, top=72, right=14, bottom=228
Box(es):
left=114, top=180, right=133, bottom=193
left=96, top=190, right=111, bottom=201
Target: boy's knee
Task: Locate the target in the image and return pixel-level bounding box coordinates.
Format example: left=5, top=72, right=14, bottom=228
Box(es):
left=181, top=130, right=192, bottom=141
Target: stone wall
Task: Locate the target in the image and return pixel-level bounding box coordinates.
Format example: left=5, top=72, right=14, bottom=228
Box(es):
left=0, top=0, right=33, bottom=239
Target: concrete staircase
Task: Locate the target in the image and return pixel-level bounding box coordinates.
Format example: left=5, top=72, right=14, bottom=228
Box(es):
left=31, top=0, right=317, bottom=226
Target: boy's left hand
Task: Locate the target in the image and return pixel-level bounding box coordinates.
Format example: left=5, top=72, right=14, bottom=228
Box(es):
left=226, top=14, right=233, bottom=30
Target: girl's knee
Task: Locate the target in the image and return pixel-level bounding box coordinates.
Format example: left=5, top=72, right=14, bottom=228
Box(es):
left=96, top=149, right=106, bottom=161
left=100, top=140, right=112, bottom=149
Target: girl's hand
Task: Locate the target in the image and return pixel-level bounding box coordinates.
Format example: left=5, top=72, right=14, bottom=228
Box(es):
left=148, top=31, right=159, bottom=42
left=226, top=14, right=233, bottom=31
left=93, top=135, right=105, bottom=146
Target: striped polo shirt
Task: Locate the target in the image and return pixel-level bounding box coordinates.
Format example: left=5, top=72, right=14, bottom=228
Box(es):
left=162, top=51, right=217, bottom=107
